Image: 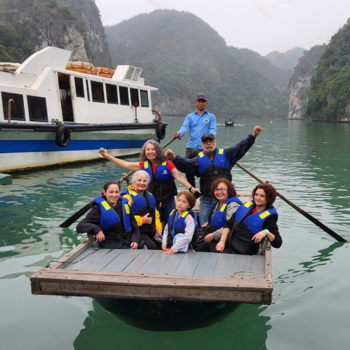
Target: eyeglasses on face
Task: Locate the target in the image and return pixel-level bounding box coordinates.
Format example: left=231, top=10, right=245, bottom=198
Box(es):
left=214, top=188, right=227, bottom=192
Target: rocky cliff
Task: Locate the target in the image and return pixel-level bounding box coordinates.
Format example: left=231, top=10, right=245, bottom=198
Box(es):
left=0, top=0, right=110, bottom=66
left=288, top=45, right=326, bottom=119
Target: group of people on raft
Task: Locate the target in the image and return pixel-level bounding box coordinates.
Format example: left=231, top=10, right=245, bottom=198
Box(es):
left=77, top=93, right=283, bottom=255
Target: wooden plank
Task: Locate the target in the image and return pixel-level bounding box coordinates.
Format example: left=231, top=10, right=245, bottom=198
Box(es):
left=123, top=250, right=155, bottom=273
left=157, top=253, right=185, bottom=275
left=173, top=252, right=203, bottom=276
left=50, top=240, right=90, bottom=270
left=102, top=249, right=142, bottom=272
left=30, top=269, right=272, bottom=303
left=64, top=248, right=98, bottom=270
left=138, top=251, right=169, bottom=274
left=31, top=268, right=272, bottom=290
left=193, top=252, right=219, bottom=277
left=250, top=255, right=265, bottom=279
left=231, top=255, right=253, bottom=277
left=63, top=248, right=115, bottom=271
left=213, top=253, right=237, bottom=278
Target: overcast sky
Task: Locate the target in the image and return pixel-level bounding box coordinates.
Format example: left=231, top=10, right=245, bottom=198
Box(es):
left=95, top=0, right=350, bottom=55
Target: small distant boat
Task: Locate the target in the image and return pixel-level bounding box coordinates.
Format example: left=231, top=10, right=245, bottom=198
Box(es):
left=225, top=116, right=234, bottom=126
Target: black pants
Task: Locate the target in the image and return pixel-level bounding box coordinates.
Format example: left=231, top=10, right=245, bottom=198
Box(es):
left=185, top=148, right=201, bottom=188
left=141, top=233, right=162, bottom=250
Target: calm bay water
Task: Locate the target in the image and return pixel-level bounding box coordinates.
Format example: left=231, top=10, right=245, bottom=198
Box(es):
left=0, top=117, right=349, bottom=349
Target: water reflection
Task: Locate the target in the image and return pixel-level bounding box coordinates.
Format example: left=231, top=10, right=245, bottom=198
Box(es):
left=74, top=301, right=271, bottom=350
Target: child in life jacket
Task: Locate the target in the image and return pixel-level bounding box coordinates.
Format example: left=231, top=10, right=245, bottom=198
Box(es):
left=162, top=191, right=197, bottom=254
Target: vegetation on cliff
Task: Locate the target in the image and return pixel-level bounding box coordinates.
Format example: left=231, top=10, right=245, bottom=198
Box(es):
left=105, top=10, right=289, bottom=118
left=0, top=0, right=110, bottom=65
left=306, top=19, right=350, bottom=121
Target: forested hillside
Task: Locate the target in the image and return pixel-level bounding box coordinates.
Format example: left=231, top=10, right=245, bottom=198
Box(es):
left=0, top=0, right=110, bottom=65
left=105, top=10, right=289, bottom=118
left=230, top=47, right=292, bottom=97
left=306, top=19, right=350, bottom=121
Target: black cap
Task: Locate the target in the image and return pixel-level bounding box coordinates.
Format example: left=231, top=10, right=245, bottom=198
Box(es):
left=195, top=93, right=207, bottom=101
left=201, top=133, right=215, bottom=141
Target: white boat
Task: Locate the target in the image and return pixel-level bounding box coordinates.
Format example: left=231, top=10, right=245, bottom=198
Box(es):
left=0, top=47, right=167, bottom=172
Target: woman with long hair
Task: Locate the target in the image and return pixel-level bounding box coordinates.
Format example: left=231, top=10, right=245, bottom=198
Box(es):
left=216, top=183, right=282, bottom=255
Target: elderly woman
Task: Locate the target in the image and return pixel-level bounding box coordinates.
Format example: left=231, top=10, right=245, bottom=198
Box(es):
left=121, top=170, right=162, bottom=250
left=76, top=180, right=140, bottom=249
left=99, top=140, right=200, bottom=221
left=216, top=183, right=282, bottom=255
left=196, top=178, right=242, bottom=252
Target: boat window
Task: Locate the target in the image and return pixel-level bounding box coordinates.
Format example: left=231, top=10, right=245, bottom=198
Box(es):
left=91, top=81, right=105, bottom=103
left=27, top=96, right=48, bottom=122
left=106, top=84, right=118, bottom=104
left=130, top=88, right=140, bottom=107
left=140, top=90, right=149, bottom=107
left=119, top=86, right=129, bottom=106
left=86, top=80, right=90, bottom=101
left=75, top=77, right=85, bottom=98
left=1, top=92, right=25, bottom=121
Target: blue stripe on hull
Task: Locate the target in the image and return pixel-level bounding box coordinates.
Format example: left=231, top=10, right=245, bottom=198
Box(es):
left=0, top=140, right=149, bottom=153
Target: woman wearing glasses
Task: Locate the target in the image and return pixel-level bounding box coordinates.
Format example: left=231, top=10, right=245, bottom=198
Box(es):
left=196, top=178, right=242, bottom=252
left=215, top=183, right=282, bottom=255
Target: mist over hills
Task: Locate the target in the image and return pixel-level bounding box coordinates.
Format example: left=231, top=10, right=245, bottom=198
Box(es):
left=265, top=47, right=305, bottom=70
left=105, top=10, right=289, bottom=118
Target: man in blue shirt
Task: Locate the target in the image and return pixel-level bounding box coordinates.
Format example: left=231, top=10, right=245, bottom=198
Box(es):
left=173, top=93, right=216, bottom=188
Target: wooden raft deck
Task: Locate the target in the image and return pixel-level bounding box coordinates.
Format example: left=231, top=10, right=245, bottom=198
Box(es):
left=30, top=241, right=273, bottom=305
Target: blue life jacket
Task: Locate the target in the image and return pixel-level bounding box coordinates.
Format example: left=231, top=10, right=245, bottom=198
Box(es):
left=209, top=196, right=243, bottom=231
left=121, top=189, right=156, bottom=234
left=166, top=209, right=198, bottom=250
left=142, top=160, right=177, bottom=201
left=93, top=195, right=132, bottom=248
left=229, top=200, right=278, bottom=255
left=197, top=149, right=231, bottom=194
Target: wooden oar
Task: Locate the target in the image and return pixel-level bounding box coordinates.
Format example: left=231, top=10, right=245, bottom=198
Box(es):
left=235, top=162, right=347, bottom=242
left=59, top=136, right=179, bottom=228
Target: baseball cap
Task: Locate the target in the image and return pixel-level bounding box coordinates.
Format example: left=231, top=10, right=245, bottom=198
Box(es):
left=195, top=93, right=207, bottom=101
left=201, top=133, right=215, bottom=141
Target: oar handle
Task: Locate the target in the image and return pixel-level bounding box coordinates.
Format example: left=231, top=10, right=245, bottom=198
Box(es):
left=235, top=162, right=346, bottom=242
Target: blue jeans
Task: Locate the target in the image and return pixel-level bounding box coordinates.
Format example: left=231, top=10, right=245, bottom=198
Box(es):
left=156, top=196, right=176, bottom=224
left=199, top=196, right=216, bottom=226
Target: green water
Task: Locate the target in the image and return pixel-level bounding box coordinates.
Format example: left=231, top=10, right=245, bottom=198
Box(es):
left=1, top=117, right=349, bottom=350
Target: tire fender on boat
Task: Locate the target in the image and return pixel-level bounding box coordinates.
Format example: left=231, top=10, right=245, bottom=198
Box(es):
left=156, top=123, right=166, bottom=140
left=55, top=125, right=71, bottom=147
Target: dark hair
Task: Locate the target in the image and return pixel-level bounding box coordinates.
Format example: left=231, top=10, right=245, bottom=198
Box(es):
left=177, top=191, right=196, bottom=209
left=210, top=178, right=237, bottom=199
left=139, top=140, right=167, bottom=163
left=102, top=180, right=120, bottom=192
left=252, top=183, right=277, bottom=209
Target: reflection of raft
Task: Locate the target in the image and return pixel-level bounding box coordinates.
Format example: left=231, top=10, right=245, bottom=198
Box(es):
left=66, top=62, right=115, bottom=78
left=30, top=241, right=273, bottom=331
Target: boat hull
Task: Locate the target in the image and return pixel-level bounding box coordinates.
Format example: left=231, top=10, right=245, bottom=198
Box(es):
left=94, top=298, right=240, bottom=331
left=0, top=122, right=163, bottom=172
